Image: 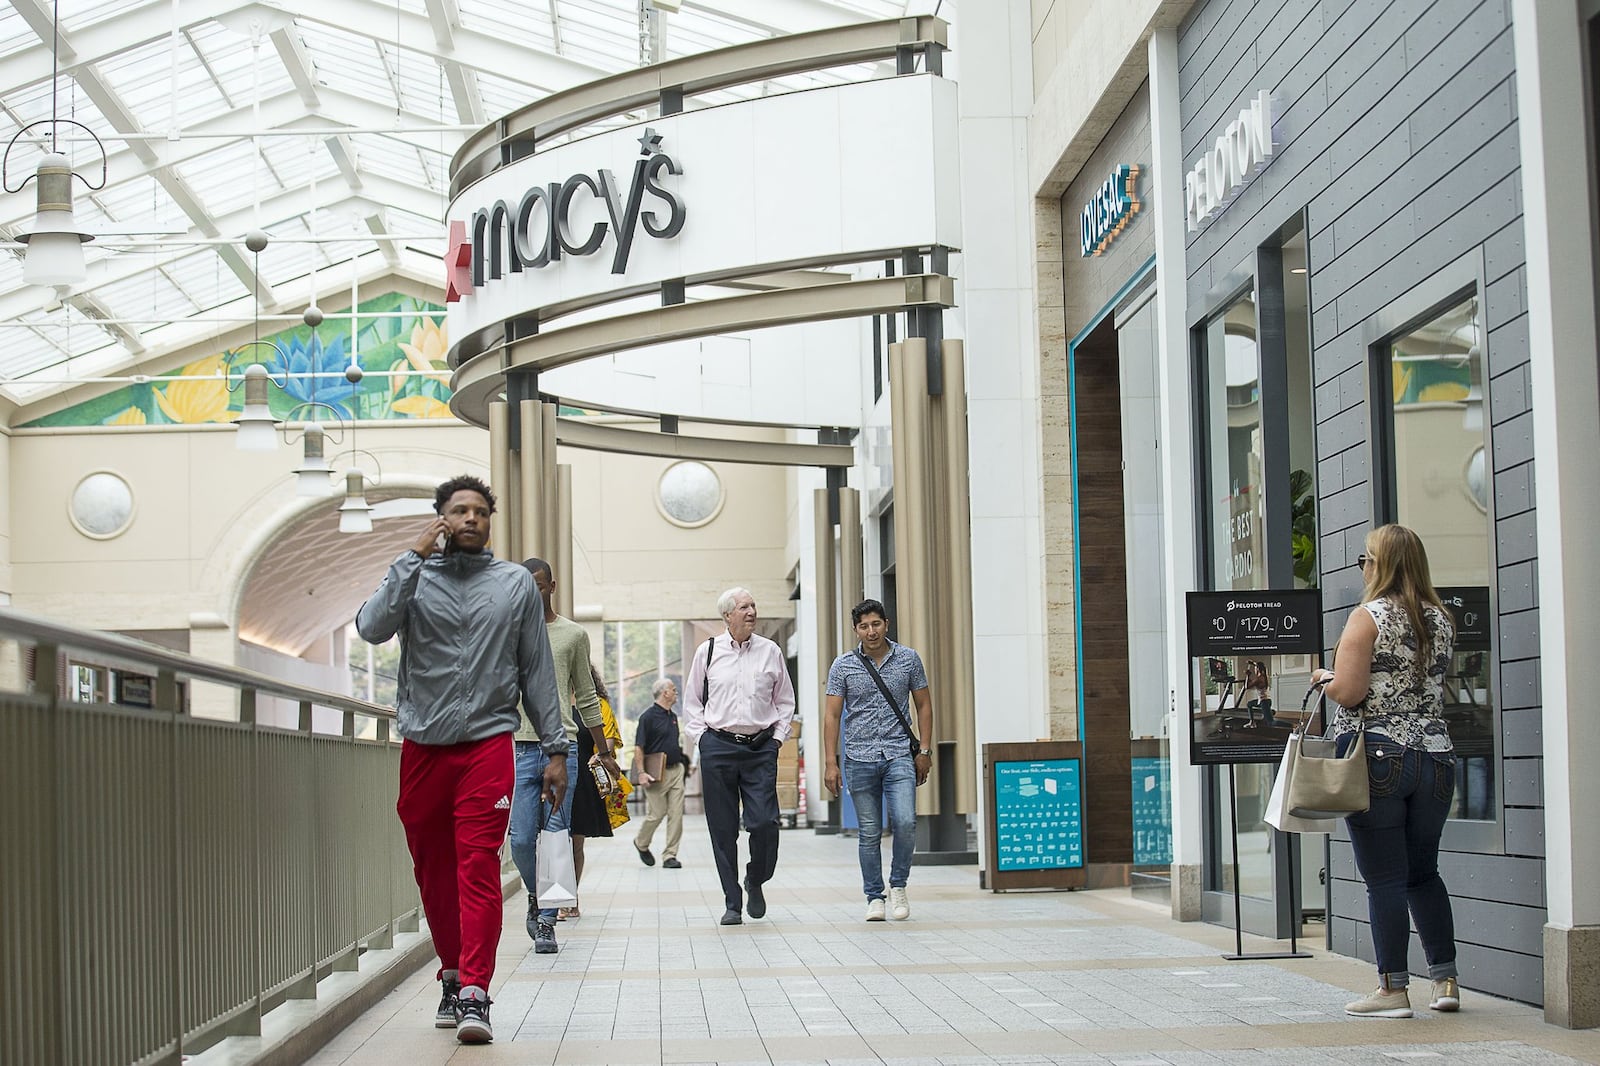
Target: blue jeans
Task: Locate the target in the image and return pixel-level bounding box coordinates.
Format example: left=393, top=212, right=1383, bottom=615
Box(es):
left=1344, top=740, right=1459, bottom=988
left=508, top=741, right=578, bottom=923
left=844, top=754, right=916, bottom=901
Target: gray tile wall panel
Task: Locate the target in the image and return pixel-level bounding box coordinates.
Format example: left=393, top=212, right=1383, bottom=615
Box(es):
left=1504, top=807, right=1545, bottom=859
left=1503, top=757, right=1542, bottom=808
left=1490, top=361, right=1531, bottom=428
left=1495, top=509, right=1538, bottom=566
left=1493, top=461, right=1534, bottom=517
left=1493, top=411, right=1535, bottom=469
left=1487, top=313, right=1531, bottom=378
left=1497, top=559, right=1537, bottom=613
left=1502, top=707, right=1542, bottom=758
left=1500, top=657, right=1542, bottom=711
left=1181, top=0, right=1543, bottom=1003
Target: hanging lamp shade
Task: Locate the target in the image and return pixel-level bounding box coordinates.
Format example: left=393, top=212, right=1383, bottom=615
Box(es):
left=234, top=363, right=279, bottom=451
left=292, top=423, right=334, bottom=496
left=19, top=153, right=92, bottom=288
left=337, top=470, right=374, bottom=534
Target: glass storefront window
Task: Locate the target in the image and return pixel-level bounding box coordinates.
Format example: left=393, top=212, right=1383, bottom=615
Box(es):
left=1203, top=292, right=1266, bottom=592
left=1381, top=295, right=1497, bottom=821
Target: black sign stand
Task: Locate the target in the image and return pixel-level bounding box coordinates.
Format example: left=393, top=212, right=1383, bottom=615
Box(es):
left=1219, top=763, right=1311, bottom=961
left=1183, top=590, right=1322, bottom=962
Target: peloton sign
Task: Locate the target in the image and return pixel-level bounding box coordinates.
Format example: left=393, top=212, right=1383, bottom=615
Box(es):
left=1184, top=89, right=1276, bottom=232
left=447, top=127, right=686, bottom=303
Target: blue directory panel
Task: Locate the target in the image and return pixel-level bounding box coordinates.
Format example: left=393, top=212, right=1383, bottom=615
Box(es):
left=1130, top=756, right=1173, bottom=866
left=993, top=759, right=1082, bottom=871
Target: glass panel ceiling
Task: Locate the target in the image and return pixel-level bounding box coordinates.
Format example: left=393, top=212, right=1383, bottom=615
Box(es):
left=0, top=0, right=922, bottom=401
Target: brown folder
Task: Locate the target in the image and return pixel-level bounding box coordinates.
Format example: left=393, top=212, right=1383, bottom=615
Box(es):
left=644, top=752, right=667, bottom=780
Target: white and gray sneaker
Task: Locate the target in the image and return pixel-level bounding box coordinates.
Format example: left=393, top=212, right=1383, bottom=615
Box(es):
left=434, top=973, right=460, bottom=1028
left=455, top=987, right=493, bottom=1043
left=865, top=897, right=887, bottom=921
left=1345, top=986, right=1412, bottom=1018
left=888, top=886, right=910, bottom=920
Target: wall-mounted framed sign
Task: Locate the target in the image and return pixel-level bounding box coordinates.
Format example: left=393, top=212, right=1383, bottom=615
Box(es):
left=982, top=741, right=1087, bottom=890
left=1080, top=164, right=1141, bottom=257
left=1185, top=589, right=1323, bottom=766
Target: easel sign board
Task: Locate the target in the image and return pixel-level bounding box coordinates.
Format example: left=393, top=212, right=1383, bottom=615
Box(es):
left=982, top=741, right=1087, bottom=891
left=1185, top=590, right=1323, bottom=767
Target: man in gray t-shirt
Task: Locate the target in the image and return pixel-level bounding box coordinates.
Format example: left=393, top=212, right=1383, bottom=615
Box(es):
left=821, top=599, right=933, bottom=922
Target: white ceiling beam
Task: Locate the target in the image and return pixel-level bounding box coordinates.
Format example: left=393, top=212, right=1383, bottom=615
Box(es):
left=423, top=0, right=486, bottom=127
left=286, top=0, right=612, bottom=90
left=324, top=135, right=364, bottom=190
left=269, top=25, right=322, bottom=109
left=0, top=0, right=250, bottom=96
left=11, top=0, right=281, bottom=310
left=366, top=211, right=403, bottom=268
left=680, top=0, right=860, bottom=35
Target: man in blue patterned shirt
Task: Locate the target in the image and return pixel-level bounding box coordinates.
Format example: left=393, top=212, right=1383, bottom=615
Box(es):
left=822, top=599, right=933, bottom=922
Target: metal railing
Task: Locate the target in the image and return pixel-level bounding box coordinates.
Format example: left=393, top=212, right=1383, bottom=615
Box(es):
left=0, top=608, right=415, bottom=1066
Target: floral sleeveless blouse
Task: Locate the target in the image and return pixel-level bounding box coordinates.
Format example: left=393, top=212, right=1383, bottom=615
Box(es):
left=1327, top=597, right=1455, bottom=752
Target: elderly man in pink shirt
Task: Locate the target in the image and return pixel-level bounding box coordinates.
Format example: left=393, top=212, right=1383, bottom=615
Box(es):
left=683, top=586, right=797, bottom=925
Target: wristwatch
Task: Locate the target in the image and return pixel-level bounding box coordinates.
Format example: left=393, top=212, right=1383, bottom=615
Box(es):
left=917, top=748, right=932, bottom=757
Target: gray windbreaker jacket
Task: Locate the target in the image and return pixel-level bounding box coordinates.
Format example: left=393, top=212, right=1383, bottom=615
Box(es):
left=356, top=548, right=565, bottom=750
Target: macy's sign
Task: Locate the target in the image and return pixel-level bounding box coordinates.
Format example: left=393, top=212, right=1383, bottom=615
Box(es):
left=447, top=127, right=686, bottom=303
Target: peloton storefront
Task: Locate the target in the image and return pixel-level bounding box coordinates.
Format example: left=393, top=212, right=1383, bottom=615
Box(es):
left=1176, top=0, right=1558, bottom=1007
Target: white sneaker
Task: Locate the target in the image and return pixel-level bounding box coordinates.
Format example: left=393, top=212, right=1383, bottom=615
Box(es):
left=1345, top=986, right=1412, bottom=1018
left=1429, top=977, right=1460, bottom=1012
left=888, top=886, right=910, bottom=920
left=865, top=897, right=886, bottom=921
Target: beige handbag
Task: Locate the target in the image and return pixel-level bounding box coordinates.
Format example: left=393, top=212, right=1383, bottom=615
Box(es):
left=1285, top=683, right=1370, bottom=819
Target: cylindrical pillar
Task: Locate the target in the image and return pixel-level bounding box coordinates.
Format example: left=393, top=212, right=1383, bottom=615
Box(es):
left=518, top=399, right=545, bottom=563
left=813, top=487, right=838, bottom=715
left=556, top=464, right=574, bottom=619
left=939, top=340, right=978, bottom=812
left=542, top=401, right=560, bottom=571
left=489, top=401, right=517, bottom=560
left=838, top=487, right=864, bottom=624
left=894, top=338, right=938, bottom=816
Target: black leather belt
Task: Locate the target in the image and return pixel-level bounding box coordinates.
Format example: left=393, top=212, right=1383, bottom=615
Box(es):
left=710, top=725, right=776, bottom=746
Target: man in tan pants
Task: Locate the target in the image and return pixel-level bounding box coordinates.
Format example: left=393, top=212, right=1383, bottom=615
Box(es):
left=632, top=677, right=690, bottom=868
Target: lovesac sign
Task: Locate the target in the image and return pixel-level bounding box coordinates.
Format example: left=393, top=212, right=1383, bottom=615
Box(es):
left=1080, top=164, right=1141, bottom=257
left=447, top=127, right=685, bottom=303
left=1184, top=89, right=1275, bottom=232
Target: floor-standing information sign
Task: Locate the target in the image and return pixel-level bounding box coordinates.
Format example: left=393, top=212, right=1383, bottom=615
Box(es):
left=1185, top=590, right=1322, bottom=960
left=982, top=741, right=1087, bottom=891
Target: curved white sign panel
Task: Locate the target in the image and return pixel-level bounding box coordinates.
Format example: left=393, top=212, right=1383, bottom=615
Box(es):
left=445, top=74, right=962, bottom=361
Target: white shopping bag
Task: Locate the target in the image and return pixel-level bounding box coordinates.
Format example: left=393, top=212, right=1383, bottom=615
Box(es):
left=1264, top=734, right=1337, bottom=835
left=535, top=827, right=578, bottom=909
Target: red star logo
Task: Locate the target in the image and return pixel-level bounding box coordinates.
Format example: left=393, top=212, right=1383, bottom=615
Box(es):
left=445, top=219, right=473, bottom=303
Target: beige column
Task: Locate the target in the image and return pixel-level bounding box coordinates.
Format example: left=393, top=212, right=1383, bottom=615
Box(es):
left=555, top=464, right=574, bottom=619
left=542, top=402, right=559, bottom=570
left=938, top=340, right=978, bottom=811
left=891, top=339, right=940, bottom=814
left=813, top=488, right=838, bottom=701
left=518, top=399, right=545, bottom=563
left=489, top=401, right=518, bottom=560
left=838, top=487, right=863, bottom=621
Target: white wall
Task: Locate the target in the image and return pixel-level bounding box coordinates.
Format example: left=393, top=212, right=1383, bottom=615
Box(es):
left=947, top=0, right=1044, bottom=861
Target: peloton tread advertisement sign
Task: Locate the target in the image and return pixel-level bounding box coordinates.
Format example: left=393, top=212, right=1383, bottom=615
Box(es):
left=1184, top=89, right=1276, bottom=233
left=445, top=76, right=962, bottom=360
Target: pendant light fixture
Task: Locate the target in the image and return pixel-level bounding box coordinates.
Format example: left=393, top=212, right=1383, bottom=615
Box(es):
left=337, top=470, right=374, bottom=533
left=2, top=1, right=107, bottom=290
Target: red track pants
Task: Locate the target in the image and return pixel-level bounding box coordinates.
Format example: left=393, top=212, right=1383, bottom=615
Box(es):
left=397, top=732, right=514, bottom=991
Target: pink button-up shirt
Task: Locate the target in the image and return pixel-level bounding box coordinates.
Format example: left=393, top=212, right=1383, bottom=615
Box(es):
left=682, top=630, right=796, bottom=748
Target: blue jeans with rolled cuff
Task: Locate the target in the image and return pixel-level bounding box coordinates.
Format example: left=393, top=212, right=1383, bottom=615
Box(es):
left=508, top=741, right=579, bottom=924
left=844, top=754, right=917, bottom=901
left=1342, top=736, right=1459, bottom=989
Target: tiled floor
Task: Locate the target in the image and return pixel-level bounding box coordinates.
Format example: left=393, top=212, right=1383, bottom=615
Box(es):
left=305, top=820, right=1600, bottom=1065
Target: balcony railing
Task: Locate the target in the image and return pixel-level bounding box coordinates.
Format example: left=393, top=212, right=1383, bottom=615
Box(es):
left=0, top=608, right=414, bottom=1066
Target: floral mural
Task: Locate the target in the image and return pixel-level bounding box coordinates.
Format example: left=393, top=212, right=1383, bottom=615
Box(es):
left=23, top=293, right=452, bottom=428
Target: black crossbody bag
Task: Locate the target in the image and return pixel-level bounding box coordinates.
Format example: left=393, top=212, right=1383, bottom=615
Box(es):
left=856, top=647, right=921, bottom=758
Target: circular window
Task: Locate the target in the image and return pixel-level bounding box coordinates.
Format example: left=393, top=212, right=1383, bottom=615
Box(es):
left=1462, top=446, right=1487, bottom=513
left=656, top=461, right=724, bottom=528
left=69, top=471, right=136, bottom=539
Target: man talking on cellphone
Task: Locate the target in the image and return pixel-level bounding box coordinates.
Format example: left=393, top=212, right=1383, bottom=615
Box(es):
left=356, top=474, right=567, bottom=1045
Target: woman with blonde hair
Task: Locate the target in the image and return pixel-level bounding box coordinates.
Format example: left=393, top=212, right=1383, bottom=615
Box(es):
left=1311, top=524, right=1459, bottom=1018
